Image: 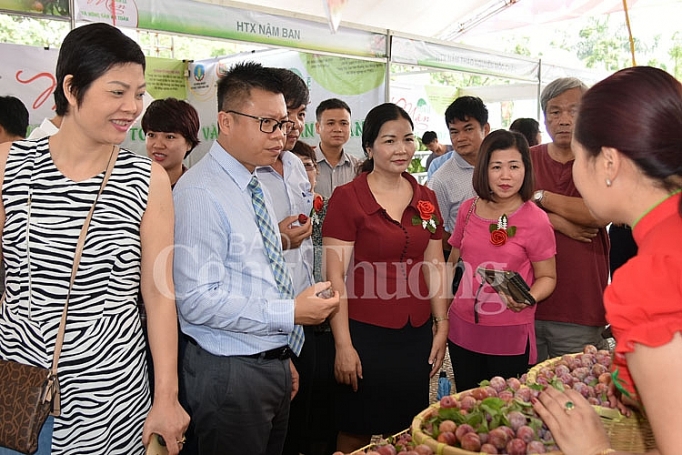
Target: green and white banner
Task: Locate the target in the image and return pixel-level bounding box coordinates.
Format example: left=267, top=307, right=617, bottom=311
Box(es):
left=144, top=57, right=186, bottom=100
left=391, top=36, right=539, bottom=82
left=75, top=0, right=388, bottom=58
left=182, top=49, right=386, bottom=165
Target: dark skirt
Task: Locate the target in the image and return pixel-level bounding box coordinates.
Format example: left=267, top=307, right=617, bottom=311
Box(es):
left=335, top=319, right=432, bottom=435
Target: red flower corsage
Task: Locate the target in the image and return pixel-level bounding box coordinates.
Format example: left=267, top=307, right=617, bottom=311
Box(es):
left=310, top=194, right=325, bottom=225
left=489, top=214, right=516, bottom=246
left=412, top=200, right=439, bottom=233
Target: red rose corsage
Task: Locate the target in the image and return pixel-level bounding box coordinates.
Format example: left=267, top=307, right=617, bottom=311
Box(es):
left=310, top=194, right=325, bottom=225
left=412, top=200, right=439, bottom=233
left=489, top=214, right=516, bottom=246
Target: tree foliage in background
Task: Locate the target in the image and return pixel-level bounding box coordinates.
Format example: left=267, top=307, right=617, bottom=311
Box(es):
left=670, top=32, right=682, bottom=80
left=574, top=17, right=630, bottom=70
left=0, top=13, right=262, bottom=60
left=512, top=38, right=532, bottom=57
left=447, top=13, right=680, bottom=84
left=421, top=14, right=680, bottom=89
left=0, top=14, right=68, bottom=48
left=570, top=16, right=666, bottom=71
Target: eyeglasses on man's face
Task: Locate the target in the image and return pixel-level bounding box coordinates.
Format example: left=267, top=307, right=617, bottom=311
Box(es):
left=224, top=110, right=295, bottom=134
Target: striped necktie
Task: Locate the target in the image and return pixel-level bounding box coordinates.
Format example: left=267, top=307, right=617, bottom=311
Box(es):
left=248, top=176, right=305, bottom=356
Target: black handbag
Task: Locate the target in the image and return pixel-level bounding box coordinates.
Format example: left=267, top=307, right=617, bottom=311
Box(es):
left=451, top=258, right=465, bottom=295
left=451, top=197, right=477, bottom=295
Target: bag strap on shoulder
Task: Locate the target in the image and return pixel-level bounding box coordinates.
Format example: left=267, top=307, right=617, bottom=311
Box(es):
left=50, top=145, right=118, bottom=415
left=462, top=196, right=478, bottom=231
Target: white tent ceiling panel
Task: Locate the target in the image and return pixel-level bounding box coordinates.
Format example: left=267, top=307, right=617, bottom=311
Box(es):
left=211, top=0, right=664, bottom=41
left=206, top=0, right=499, bottom=37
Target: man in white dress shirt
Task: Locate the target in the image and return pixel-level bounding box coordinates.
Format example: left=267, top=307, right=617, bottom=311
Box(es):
left=27, top=115, right=62, bottom=140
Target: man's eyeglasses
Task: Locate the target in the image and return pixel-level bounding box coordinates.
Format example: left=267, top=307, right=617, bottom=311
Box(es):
left=224, top=110, right=295, bottom=134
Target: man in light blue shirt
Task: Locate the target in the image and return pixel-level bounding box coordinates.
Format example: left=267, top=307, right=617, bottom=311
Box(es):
left=427, top=149, right=453, bottom=180
left=422, top=130, right=454, bottom=175
left=173, top=61, right=339, bottom=455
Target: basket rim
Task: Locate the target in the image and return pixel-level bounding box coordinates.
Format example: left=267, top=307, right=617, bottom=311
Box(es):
left=349, top=429, right=411, bottom=454
left=518, top=354, right=656, bottom=454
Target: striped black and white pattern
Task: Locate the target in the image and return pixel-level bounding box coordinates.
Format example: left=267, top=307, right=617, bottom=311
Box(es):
left=0, top=138, right=152, bottom=455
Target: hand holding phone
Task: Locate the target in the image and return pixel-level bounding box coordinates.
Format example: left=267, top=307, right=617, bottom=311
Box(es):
left=476, top=266, right=535, bottom=306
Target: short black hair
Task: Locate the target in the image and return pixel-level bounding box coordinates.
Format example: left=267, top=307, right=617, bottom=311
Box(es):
left=216, top=61, right=284, bottom=113
left=421, top=131, right=437, bottom=145
left=0, top=95, right=29, bottom=138
left=509, top=118, right=540, bottom=147
left=444, top=96, right=488, bottom=129
left=290, top=140, right=316, bottom=167
left=141, top=98, right=201, bottom=158
left=271, top=68, right=309, bottom=110
left=315, top=98, right=351, bottom=121
left=54, top=23, right=146, bottom=116
left=472, top=129, right=534, bottom=202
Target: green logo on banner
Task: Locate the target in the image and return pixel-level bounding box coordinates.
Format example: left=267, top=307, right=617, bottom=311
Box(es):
left=302, top=54, right=384, bottom=96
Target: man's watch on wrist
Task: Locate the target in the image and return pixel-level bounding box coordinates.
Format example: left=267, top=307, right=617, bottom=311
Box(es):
left=533, top=190, right=545, bottom=208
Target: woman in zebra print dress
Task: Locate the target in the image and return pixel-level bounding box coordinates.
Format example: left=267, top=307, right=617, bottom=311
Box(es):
left=0, top=24, right=188, bottom=455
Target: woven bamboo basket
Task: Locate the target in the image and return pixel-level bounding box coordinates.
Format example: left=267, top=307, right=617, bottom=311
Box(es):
left=410, top=392, right=562, bottom=455
left=527, top=355, right=657, bottom=454
left=597, top=406, right=657, bottom=453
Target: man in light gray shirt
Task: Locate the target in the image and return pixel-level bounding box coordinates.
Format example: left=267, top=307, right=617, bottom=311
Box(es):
left=427, top=96, right=490, bottom=259
left=314, top=98, right=360, bottom=198
left=257, top=68, right=314, bottom=294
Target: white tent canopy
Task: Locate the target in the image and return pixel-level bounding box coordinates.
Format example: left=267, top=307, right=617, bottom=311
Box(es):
left=2, top=0, right=667, bottom=158
left=212, top=0, right=657, bottom=41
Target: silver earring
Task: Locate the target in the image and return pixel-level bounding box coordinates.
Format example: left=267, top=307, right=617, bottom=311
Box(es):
left=606, top=179, right=612, bottom=187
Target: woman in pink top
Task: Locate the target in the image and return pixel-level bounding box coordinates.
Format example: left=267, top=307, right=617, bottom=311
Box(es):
left=447, top=129, right=557, bottom=391
left=533, top=67, right=682, bottom=455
